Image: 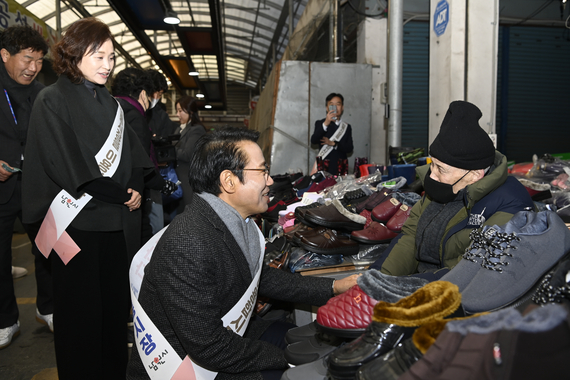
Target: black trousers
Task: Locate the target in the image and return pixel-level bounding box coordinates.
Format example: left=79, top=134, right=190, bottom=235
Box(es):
left=259, top=320, right=297, bottom=380
left=52, top=227, right=130, bottom=380
left=0, top=179, right=52, bottom=328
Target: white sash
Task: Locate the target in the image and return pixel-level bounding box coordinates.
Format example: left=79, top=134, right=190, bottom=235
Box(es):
left=129, top=224, right=265, bottom=380
left=35, top=102, right=125, bottom=264
left=317, top=120, right=348, bottom=159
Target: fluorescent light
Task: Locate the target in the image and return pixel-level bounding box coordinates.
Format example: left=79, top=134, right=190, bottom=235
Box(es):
left=163, top=10, right=180, bottom=25
left=196, top=93, right=205, bottom=98
left=205, top=105, right=212, bottom=109
left=189, top=71, right=199, bottom=76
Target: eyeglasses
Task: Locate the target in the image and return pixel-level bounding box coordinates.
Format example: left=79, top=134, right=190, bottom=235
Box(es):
left=239, top=165, right=270, bottom=179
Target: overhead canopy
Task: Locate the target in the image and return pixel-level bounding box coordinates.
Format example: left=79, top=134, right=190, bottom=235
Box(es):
left=19, top=0, right=308, bottom=110
left=15, top=0, right=568, bottom=111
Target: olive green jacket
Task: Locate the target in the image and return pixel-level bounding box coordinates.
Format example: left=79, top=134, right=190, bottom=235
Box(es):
left=381, top=151, right=534, bottom=276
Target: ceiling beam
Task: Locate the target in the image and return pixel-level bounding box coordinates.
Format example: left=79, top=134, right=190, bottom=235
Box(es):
left=206, top=0, right=227, bottom=109
left=106, top=0, right=195, bottom=94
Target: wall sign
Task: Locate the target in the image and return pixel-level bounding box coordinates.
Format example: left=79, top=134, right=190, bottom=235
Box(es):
left=433, top=0, right=449, bottom=37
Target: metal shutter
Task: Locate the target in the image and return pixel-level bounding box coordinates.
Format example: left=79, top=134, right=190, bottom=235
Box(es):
left=402, top=21, right=430, bottom=151
left=497, top=26, right=570, bottom=163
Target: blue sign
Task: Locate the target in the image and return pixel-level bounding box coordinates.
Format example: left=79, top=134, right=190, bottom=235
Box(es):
left=433, top=0, right=449, bottom=37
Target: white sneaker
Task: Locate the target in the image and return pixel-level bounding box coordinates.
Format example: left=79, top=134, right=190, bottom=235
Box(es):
left=0, top=321, right=20, bottom=349
left=11, top=266, right=28, bottom=279
left=36, top=309, right=54, bottom=333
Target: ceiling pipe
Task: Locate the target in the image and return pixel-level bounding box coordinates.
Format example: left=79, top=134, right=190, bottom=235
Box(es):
left=56, top=0, right=61, bottom=36
left=387, top=0, right=403, bottom=152
left=289, top=0, right=293, bottom=38
left=329, top=0, right=338, bottom=62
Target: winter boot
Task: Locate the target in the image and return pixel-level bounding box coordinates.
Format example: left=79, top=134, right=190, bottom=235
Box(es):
left=435, top=303, right=570, bottom=380
left=316, top=271, right=429, bottom=338
left=326, top=281, right=462, bottom=380
left=460, top=210, right=570, bottom=313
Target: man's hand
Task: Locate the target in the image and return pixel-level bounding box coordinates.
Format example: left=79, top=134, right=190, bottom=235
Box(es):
left=124, top=188, right=142, bottom=211
left=320, top=137, right=335, bottom=147
left=333, top=273, right=362, bottom=296
left=0, top=161, right=14, bottom=182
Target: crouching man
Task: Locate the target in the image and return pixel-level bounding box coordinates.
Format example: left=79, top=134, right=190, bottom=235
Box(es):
left=127, top=127, right=358, bottom=380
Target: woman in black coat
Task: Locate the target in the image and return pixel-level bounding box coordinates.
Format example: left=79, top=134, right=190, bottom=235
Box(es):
left=22, top=18, right=154, bottom=379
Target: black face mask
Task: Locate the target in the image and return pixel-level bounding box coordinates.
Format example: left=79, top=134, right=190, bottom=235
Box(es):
left=423, top=168, right=470, bottom=204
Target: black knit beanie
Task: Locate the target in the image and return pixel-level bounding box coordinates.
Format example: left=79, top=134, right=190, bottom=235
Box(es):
left=429, top=101, right=495, bottom=170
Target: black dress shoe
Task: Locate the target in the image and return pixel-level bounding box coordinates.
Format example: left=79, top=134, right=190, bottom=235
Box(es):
left=327, top=322, right=415, bottom=380
left=285, top=321, right=319, bottom=344
left=284, top=332, right=345, bottom=365
left=281, top=355, right=330, bottom=380
left=304, top=202, right=365, bottom=231
left=355, top=338, right=423, bottom=380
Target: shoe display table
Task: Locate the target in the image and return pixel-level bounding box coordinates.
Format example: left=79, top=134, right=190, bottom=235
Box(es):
left=297, top=257, right=370, bottom=276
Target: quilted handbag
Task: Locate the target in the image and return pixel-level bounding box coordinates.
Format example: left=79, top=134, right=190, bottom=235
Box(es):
left=316, top=285, right=379, bottom=338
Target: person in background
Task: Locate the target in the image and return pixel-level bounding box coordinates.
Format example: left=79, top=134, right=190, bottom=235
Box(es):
left=174, top=95, right=206, bottom=212
left=310, top=93, right=354, bottom=175
left=146, top=69, right=178, bottom=138
left=0, top=25, right=53, bottom=349
left=127, top=127, right=359, bottom=380
left=111, top=67, right=177, bottom=243
left=22, top=18, right=155, bottom=379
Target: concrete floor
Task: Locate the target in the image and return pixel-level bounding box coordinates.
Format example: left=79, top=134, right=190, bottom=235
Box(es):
left=0, top=232, right=56, bottom=380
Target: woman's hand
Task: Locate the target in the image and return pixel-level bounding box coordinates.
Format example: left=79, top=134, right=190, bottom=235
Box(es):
left=124, top=188, right=141, bottom=211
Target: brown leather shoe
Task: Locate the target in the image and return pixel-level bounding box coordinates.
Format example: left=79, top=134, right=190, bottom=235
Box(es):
left=294, top=202, right=324, bottom=226
left=371, top=197, right=401, bottom=223
left=284, top=222, right=312, bottom=241
left=300, top=229, right=360, bottom=255
left=293, top=226, right=327, bottom=246
left=351, top=221, right=399, bottom=244
left=304, top=199, right=366, bottom=231
left=386, top=204, right=411, bottom=233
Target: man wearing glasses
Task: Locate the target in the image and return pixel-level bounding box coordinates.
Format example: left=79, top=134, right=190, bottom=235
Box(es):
left=127, top=127, right=358, bottom=380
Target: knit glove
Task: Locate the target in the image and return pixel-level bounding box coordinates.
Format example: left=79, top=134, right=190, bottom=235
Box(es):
left=161, top=180, right=178, bottom=195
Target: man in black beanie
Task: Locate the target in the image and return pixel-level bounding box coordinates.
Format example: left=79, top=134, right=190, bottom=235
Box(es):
left=369, top=100, right=534, bottom=280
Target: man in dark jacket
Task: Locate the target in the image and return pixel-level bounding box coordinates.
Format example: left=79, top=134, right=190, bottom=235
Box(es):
left=370, top=101, right=534, bottom=280
left=0, top=26, right=52, bottom=349
left=311, top=93, right=354, bottom=175
left=127, top=127, right=358, bottom=380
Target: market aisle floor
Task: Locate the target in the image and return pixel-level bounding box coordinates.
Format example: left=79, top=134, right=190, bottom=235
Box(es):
left=0, top=231, right=57, bottom=380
